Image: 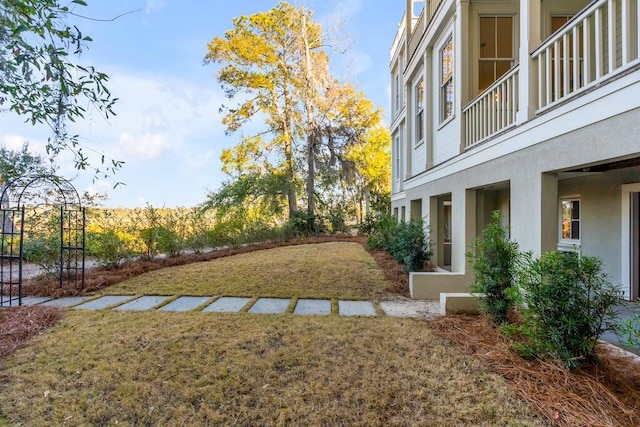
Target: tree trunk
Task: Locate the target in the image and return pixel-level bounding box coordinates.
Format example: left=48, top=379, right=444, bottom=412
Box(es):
left=285, top=136, right=297, bottom=219
left=306, top=131, right=315, bottom=221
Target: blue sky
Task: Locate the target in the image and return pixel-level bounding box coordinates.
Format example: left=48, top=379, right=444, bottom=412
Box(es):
left=0, top=0, right=403, bottom=208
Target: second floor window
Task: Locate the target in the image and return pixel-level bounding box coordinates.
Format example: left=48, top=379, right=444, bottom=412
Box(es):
left=394, top=72, right=400, bottom=114
left=394, top=134, right=400, bottom=180
left=415, top=78, right=424, bottom=143
left=440, top=37, right=454, bottom=123
left=479, top=16, right=514, bottom=93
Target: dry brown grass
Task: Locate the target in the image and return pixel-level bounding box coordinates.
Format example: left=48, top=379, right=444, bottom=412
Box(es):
left=4, top=237, right=639, bottom=426
left=0, top=311, right=544, bottom=426
left=103, top=242, right=389, bottom=299
left=428, top=315, right=640, bottom=427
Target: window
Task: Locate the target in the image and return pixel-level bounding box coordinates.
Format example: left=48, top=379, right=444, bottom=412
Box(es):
left=394, top=135, right=400, bottom=181
left=561, top=199, right=580, bottom=240
left=415, top=78, right=424, bottom=143
left=440, top=37, right=454, bottom=122
left=394, top=72, right=400, bottom=114
left=479, top=16, right=514, bottom=93
left=551, top=15, right=571, bottom=34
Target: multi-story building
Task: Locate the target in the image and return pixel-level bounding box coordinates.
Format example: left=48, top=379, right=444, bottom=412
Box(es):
left=390, top=0, right=640, bottom=300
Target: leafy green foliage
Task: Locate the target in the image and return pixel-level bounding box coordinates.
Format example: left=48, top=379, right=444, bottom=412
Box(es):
left=617, top=312, right=640, bottom=349
left=386, top=219, right=432, bottom=272
left=205, top=3, right=386, bottom=222
left=361, top=212, right=396, bottom=250
left=0, top=143, right=55, bottom=183
left=282, top=211, right=327, bottom=239
left=362, top=213, right=431, bottom=272
left=467, top=211, right=521, bottom=324
left=22, top=235, right=60, bottom=276
left=86, top=230, right=134, bottom=268
left=516, top=251, right=623, bottom=368
left=0, top=0, right=122, bottom=177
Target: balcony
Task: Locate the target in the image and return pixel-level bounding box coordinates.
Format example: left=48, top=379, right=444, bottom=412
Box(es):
left=408, top=0, right=445, bottom=62
left=463, top=0, right=640, bottom=151
left=463, top=66, right=519, bottom=149
left=533, top=0, right=640, bottom=112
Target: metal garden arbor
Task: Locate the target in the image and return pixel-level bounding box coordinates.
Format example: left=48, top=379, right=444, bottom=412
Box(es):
left=0, top=175, right=85, bottom=306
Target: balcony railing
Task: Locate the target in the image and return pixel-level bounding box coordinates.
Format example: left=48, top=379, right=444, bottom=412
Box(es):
left=463, top=66, right=519, bottom=150
left=532, top=0, right=640, bottom=112
left=408, top=0, right=444, bottom=61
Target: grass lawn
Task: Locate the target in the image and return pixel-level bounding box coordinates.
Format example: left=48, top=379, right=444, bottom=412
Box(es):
left=104, top=242, right=390, bottom=300
left=0, top=310, right=544, bottom=426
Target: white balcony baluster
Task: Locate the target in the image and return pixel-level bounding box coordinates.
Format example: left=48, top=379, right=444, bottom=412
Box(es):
left=533, top=0, right=640, bottom=112
left=463, top=66, right=519, bottom=149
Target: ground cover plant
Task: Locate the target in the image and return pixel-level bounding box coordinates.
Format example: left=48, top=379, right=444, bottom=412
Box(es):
left=103, top=242, right=388, bottom=300
left=0, top=311, right=543, bottom=426
left=2, top=236, right=639, bottom=426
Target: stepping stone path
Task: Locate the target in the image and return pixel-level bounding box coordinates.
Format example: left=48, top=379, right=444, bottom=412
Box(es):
left=74, top=295, right=133, bottom=310
left=202, top=297, right=251, bottom=313
left=338, top=300, right=377, bottom=317
left=159, top=296, right=211, bottom=312
left=114, top=296, right=170, bottom=311
left=41, top=296, right=91, bottom=308
left=294, top=299, right=331, bottom=315
left=248, top=298, right=290, bottom=314
left=16, top=295, right=443, bottom=319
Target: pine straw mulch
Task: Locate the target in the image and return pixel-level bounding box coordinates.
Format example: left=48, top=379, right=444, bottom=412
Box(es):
left=23, top=235, right=411, bottom=298
left=428, top=315, right=640, bottom=427
left=0, top=306, right=64, bottom=362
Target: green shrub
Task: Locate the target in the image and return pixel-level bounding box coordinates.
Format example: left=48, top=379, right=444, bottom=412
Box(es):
left=283, top=211, right=327, bottom=239
left=87, top=230, right=135, bottom=268
left=467, top=211, right=521, bottom=324
left=618, top=312, right=640, bottom=349
left=516, top=251, right=623, bottom=368
left=22, top=235, right=60, bottom=276
left=385, top=219, right=432, bottom=272
left=156, top=226, right=182, bottom=257
left=361, top=212, right=397, bottom=250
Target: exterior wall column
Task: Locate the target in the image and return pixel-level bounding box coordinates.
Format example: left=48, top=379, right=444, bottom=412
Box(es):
left=456, top=0, right=471, bottom=152
left=511, top=171, right=558, bottom=256
left=450, top=188, right=475, bottom=273
left=516, top=0, right=542, bottom=123
left=425, top=48, right=434, bottom=170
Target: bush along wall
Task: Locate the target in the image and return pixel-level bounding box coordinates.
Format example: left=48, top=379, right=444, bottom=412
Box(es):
left=514, top=251, right=623, bottom=368
left=467, top=211, right=520, bottom=325
left=362, top=213, right=432, bottom=272
left=469, top=215, right=624, bottom=369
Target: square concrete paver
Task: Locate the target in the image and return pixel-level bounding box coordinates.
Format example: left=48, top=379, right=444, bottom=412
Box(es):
left=114, top=296, right=170, bottom=311
left=338, top=300, right=377, bottom=316
left=74, top=295, right=133, bottom=310
left=293, top=299, right=331, bottom=315
left=202, top=297, right=250, bottom=313
left=159, top=296, right=212, bottom=312
left=379, top=300, right=441, bottom=319
left=248, top=298, right=290, bottom=314
left=41, top=296, right=91, bottom=308
left=21, top=296, right=52, bottom=305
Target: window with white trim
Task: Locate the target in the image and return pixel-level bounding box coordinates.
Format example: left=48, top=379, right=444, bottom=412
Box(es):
left=394, top=134, right=400, bottom=181
left=393, top=71, right=400, bottom=115
left=440, top=36, right=454, bottom=122
left=560, top=199, right=580, bottom=241
left=415, top=78, right=424, bottom=144
left=478, top=16, right=515, bottom=93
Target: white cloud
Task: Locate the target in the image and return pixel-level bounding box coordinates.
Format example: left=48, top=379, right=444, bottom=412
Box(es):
left=145, top=0, right=164, bottom=14
left=1, top=134, right=27, bottom=151
left=119, top=132, right=171, bottom=159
